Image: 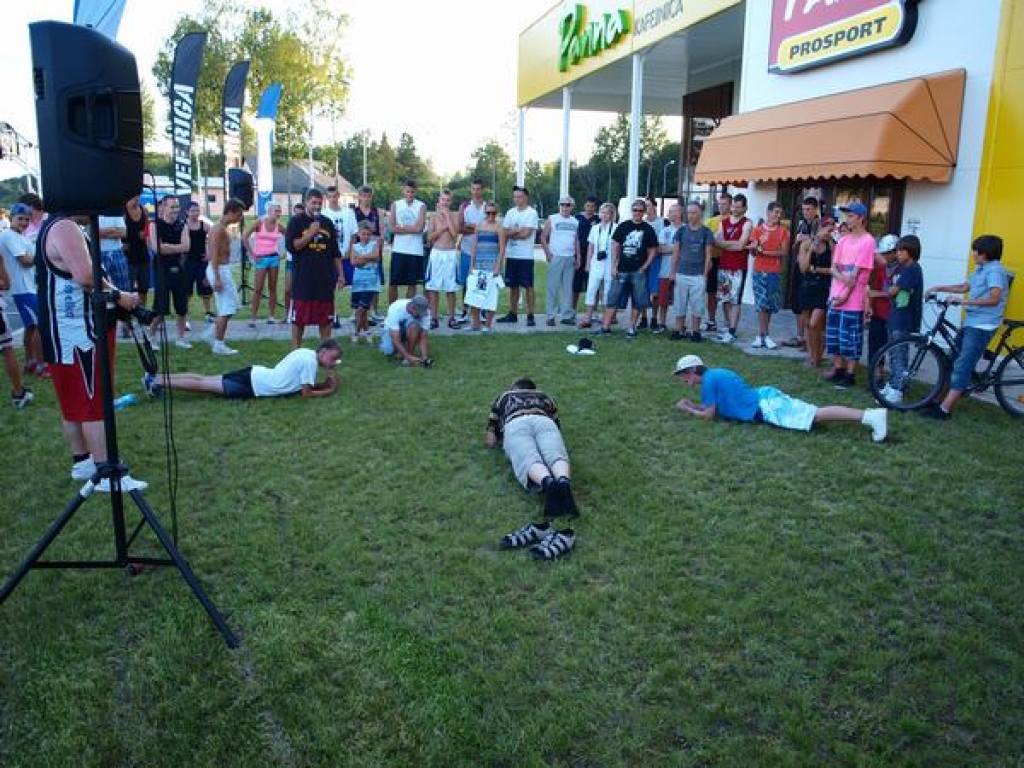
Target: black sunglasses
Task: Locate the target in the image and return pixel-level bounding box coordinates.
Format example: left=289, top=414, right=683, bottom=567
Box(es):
left=632, top=208, right=645, bottom=213
left=485, top=210, right=497, bottom=215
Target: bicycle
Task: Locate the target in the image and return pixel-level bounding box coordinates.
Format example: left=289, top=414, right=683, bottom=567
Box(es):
left=868, top=297, right=1024, bottom=416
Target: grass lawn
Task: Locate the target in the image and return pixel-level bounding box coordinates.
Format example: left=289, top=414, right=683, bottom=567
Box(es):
left=1, top=315, right=1023, bottom=766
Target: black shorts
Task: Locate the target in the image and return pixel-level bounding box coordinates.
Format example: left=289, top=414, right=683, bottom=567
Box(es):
left=390, top=252, right=425, bottom=286
left=572, top=265, right=588, bottom=293
left=153, top=264, right=190, bottom=317
left=129, top=261, right=151, bottom=294
left=222, top=367, right=255, bottom=399
left=504, top=258, right=535, bottom=288
left=798, top=280, right=830, bottom=311
left=706, top=259, right=720, bottom=295
left=185, top=259, right=213, bottom=297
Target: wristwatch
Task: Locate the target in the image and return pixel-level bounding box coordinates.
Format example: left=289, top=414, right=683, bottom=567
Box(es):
left=109, top=288, right=122, bottom=304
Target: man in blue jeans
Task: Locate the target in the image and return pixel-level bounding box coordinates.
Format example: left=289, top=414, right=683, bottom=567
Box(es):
left=922, top=234, right=1011, bottom=419
left=596, top=198, right=658, bottom=338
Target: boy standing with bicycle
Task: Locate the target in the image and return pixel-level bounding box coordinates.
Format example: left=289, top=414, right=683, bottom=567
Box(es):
left=878, top=235, right=924, bottom=403
left=923, top=234, right=1010, bottom=419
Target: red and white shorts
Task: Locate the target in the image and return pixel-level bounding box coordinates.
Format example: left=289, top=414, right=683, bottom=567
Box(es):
left=289, top=300, right=333, bottom=327
left=51, top=331, right=116, bottom=422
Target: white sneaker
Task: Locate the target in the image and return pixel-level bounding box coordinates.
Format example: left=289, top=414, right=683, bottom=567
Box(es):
left=201, top=325, right=216, bottom=345
left=96, top=475, right=149, bottom=493
left=71, top=457, right=96, bottom=480
left=862, top=408, right=888, bottom=443
left=750, top=336, right=764, bottom=348
left=212, top=342, right=239, bottom=356
left=879, top=384, right=903, bottom=404
left=175, top=338, right=193, bottom=349
left=763, top=336, right=778, bottom=350
left=718, top=331, right=735, bottom=344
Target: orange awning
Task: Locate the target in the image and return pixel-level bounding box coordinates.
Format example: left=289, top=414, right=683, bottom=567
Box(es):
left=694, top=69, right=966, bottom=185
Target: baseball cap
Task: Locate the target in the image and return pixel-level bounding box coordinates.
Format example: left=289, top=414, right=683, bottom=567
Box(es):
left=9, top=203, right=32, bottom=217
left=408, top=295, right=429, bottom=317
left=876, top=234, right=899, bottom=253
left=558, top=196, right=574, bottom=206
left=839, top=202, right=868, bottom=218
left=565, top=337, right=596, bottom=356
left=673, top=354, right=704, bottom=374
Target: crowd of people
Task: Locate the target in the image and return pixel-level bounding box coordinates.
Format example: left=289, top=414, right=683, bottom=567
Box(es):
left=0, top=180, right=1012, bottom=548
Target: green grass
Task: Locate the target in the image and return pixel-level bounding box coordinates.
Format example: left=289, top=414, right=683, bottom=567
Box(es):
left=1, top=327, right=1022, bottom=766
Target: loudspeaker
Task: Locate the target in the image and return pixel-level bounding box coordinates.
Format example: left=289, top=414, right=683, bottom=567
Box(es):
left=30, top=21, right=143, bottom=214
left=228, top=168, right=254, bottom=210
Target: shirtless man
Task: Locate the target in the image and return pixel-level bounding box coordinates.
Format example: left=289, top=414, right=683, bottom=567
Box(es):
left=425, top=189, right=460, bottom=329
left=201, top=199, right=245, bottom=355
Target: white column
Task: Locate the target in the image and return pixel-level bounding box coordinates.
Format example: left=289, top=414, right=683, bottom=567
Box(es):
left=560, top=87, right=572, bottom=197
left=516, top=107, right=526, bottom=187
left=626, top=53, right=645, bottom=201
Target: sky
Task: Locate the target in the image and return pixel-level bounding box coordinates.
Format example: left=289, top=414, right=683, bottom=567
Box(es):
left=1, top=0, right=677, bottom=181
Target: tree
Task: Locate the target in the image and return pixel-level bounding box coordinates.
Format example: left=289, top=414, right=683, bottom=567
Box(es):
left=469, top=140, right=515, bottom=208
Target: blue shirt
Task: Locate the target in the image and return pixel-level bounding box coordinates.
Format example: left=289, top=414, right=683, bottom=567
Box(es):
left=701, top=368, right=761, bottom=422
left=889, top=261, right=923, bottom=333
left=965, top=260, right=1010, bottom=329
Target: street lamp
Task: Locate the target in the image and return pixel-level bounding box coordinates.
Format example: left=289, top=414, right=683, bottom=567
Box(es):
left=661, top=159, right=677, bottom=216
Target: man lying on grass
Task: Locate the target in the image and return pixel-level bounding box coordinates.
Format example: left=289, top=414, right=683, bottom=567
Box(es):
left=672, top=354, right=887, bottom=442
left=486, top=377, right=576, bottom=560
left=143, top=339, right=342, bottom=400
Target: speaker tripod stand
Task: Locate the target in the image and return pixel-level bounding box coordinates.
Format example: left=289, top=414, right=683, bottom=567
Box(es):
left=0, top=217, right=239, bottom=649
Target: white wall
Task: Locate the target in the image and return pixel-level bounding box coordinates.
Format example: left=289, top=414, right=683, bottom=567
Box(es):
left=737, top=0, right=1002, bottom=290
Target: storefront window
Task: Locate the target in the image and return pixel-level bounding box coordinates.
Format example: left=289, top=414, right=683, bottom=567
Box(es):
left=780, top=178, right=905, bottom=238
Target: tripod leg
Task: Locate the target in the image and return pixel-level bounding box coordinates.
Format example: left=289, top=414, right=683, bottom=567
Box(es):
left=0, top=492, right=89, bottom=603
left=129, top=490, right=240, bottom=648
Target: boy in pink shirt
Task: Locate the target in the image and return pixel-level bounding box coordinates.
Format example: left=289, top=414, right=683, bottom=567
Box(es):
left=824, top=202, right=875, bottom=388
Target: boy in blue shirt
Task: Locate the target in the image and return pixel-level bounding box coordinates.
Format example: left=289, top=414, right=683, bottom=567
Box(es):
left=923, top=234, right=1011, bottom=419
left=879, top=235, right=924, bottom=403
left=672, top=355, right=887, bottom=442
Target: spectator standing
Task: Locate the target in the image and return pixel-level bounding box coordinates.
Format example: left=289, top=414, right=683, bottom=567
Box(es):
left=457, top=179, right=488, bottom=322
left=353, top=185, right=384, bottom=321
left=243, top=202, right=285, bottom=324
left=148, top=195, right=193, bottom=349
left=465, top=202, right=505, bottom=331
left=17, top=193, right=46, bottom=245
left=866, top=234, right=899, bottom=374
left=922, top=234, right=1010, bottom=419
left=286, top=188, right=343, bottom=348
left=748, top=201, right=791, bottom=349
left=184, top=202, right=214, bottom=322
left=348, top=221, right=382, bottom=342
left=824, top=202, right=876, bottom=388
left=425, top=189, right=460, bottom=329
left=713, top=193, right=753, bottom=343
left=784, top=196, right=821, bottom=349
left=0, top=255, right=33, bottom=408
left=122, top=195, right=151, bottom=306
left=573, top=196, right=600, bottom=313
left=323, top=185, right=358, bottom=328
left=596, top=199, right=657, bottom=338
left=797, top=217, right=835, bottom=369
left=387, top=179, right=427, bottom=304
left=0, top=203, right=46, bottom=376
left=654, top=202, right=683, bottom=334
left=704, top=191, right=732, bottom=332
left=201, top=199, right=245, bottom=356
left=496, top=186, right=540, bottom=327
left=670, top=201, right=714, bottom=341
left=878, top=234, right=924, bottom=403
left=641, top=195, right=667, bottom=330
left=579, top=202, right=616, bottom=329
left=540, top=196, right=580, bottom=326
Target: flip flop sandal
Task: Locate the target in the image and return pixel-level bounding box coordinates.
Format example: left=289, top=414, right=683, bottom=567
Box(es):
left=531, top=529, right=575, bottom=560
left=501, top=521, right=551, bottom=549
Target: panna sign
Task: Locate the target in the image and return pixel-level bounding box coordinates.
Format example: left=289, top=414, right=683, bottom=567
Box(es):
left=559, top=4, right=631, bottom=72
left=769, top=0, right=918, bottom=74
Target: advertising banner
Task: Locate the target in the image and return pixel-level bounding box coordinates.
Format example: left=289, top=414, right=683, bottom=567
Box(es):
left=169, top=31, right=207, bottom=197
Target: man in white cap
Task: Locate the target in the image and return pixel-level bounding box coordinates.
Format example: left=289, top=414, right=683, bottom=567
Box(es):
left=540, top=196, right=580, bottom=326
left=380, top=294, right=433, bottom=366
left=672, top=354, right=887, bottom=441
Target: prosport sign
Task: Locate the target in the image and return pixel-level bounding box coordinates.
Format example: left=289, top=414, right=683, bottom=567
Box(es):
left=769, top=0, right=919, bottom=74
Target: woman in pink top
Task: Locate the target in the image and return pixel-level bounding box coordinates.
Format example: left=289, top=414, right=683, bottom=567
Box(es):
left=243, top=202, right=285, bottom=324
left=823, top=202, right=876, bottom=389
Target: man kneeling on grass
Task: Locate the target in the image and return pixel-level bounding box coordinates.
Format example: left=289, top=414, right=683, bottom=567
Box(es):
left=672, top=355, right=887, bottom=442
left=486, top=378, right=576, bottom=560
left=144, top=339, right=341, bottom=400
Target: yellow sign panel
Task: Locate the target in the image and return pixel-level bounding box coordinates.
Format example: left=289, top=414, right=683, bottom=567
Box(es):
left=775, top=4, right=906, bottom=73
left=518, top=0, right=741, bottom=106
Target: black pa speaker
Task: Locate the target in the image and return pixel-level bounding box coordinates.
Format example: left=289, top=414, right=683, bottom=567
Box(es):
left=228, top=168, right=254, bottom=210
left=30, top=21, right=143, bottom=214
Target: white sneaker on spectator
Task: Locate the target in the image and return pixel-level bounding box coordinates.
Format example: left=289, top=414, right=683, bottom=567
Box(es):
left=750, top=336, right=764, bottom=348
left=175, top=338, right=192, bottom=349
left=71, top=457, right=96, bottom=480
left=201, top=325, right=216, bottom=346
left=212, top=341, right=238, bottom=356
left=879, top=384, right=903, bottom=404
left=717, top=331, right=735, bottom=344
left=763, top=336, right=778, bottom=350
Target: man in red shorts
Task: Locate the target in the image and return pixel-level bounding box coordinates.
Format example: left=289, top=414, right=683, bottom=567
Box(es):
left=285, top=188, right=344, bottom=348
left=37, top=215, right=147, bottom=491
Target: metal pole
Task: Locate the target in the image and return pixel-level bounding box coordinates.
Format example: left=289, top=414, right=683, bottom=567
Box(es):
left=627, top=53, right=645, bottom=200
left=362, top=134, right=368, bottom=187
left=661, top=159, right=676, bottom=215
left=307, top=109, right=315, bottom=190
left=516, top=107, right=526, bottom=187
left=560, top=86, right=572, bottom=198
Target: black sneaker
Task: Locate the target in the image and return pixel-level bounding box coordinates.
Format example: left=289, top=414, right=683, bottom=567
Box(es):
left=626, top=328, right=637, bottom=339
left=638, top=316, right=649, bottom=330
left=670, top=330, right=687, bottom=341
left=495, top=313, right=518, bottom=324
left=526, top=314, right=536, bottom=327
left=331, top=318, right=342, bottom=329
left=594, top=326, right=611, bottom=335
left=823, top=368, right=845, bottom=383
left=704, top=321, right=717, bottom=333
left=834, top=371, right=854, bottom=389
left=546, top=318, right=556, bottom=327
left=691, top=331, right=703, bottom=343
left=920, top=402, right=952, bottom=420
left=652, top=323, right=666, bottom=335
left=11, top=388, right=34, bottom=409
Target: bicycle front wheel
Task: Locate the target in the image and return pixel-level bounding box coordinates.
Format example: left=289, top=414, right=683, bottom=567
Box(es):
left=994, top=349, right=1024, bottom=417
left=869, top=337, right=950, bottom=410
